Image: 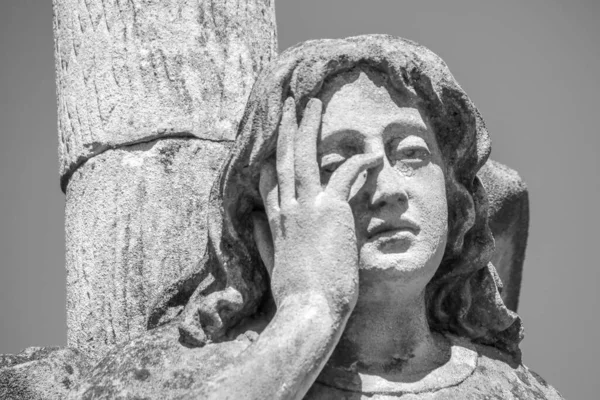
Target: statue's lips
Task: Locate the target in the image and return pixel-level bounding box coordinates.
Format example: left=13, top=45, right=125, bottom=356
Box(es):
left=367, top=228, right=417, bottom=243
left=366, top=221, right=419, bottom=242
left=367, top=221, right=419, bottom=244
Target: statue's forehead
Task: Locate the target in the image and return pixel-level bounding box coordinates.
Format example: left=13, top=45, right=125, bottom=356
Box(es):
left=318, top=68, right=428, bottom=139
left=318, top=66, right=412, bottom=106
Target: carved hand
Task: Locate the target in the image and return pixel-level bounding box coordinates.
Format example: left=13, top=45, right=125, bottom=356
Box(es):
left=200, top=98, right=382, bottom=400
left=254, top=97, right=383, bottom=318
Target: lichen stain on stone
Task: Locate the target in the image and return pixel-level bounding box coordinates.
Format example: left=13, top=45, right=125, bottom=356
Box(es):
left=164, top=370, right=195, bottom=390
left=530, top=369, right=550, bottom=388
left=510, top=378, right=547, bottom=400
left=65, top=364, right=74, bottom=374
left=133, top=368, right=151, bottom=381
left=157, top=141, right=183, bottom=173
left=515, top=369, right=531, bottom=386
left=62, top=376, right=72, bottom=389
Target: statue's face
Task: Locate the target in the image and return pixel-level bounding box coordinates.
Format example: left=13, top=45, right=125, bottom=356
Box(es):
left=318, top=69, right=448, bottom=292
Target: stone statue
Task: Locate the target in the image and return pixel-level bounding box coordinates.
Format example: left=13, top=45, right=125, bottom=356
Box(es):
left=58, top=35, right=561, bottom=399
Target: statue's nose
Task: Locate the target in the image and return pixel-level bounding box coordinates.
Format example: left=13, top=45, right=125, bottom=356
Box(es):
left=368, top=159, right=409, bottom=209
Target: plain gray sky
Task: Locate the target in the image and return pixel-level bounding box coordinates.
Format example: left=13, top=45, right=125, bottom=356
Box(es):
left=1, top=0, right=598, bottom=398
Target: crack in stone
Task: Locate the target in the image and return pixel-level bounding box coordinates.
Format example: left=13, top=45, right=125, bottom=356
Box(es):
left=60, top=134, right=233, bottom=193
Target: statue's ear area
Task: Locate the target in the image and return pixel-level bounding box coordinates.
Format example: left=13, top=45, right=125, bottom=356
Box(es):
left=251, top=211, right=274, bottom=277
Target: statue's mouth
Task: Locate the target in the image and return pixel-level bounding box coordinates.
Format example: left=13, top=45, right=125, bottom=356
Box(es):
left=368, top=228, right=416, bottom=241
left=366, top=219, right=419, bottom=239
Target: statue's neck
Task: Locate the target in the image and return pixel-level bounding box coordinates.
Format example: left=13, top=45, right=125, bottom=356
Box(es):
left=328, top=288, right=449, bottom=376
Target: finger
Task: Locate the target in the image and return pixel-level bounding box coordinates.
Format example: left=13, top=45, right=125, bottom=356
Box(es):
left=295, top=98, right=323, bottom=202
left=277, top=97, right=297, bottom=205
left=251, top=212, right=275, bottom=278
left=326, top=153, right=383, bottom=200
left=259, top=161, right=280, bottom=215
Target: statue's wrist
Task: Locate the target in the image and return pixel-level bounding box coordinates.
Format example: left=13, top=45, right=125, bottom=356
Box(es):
left=276, top=291, right=351, bottom=329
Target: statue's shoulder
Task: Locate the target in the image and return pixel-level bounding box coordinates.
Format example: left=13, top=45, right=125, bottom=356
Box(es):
left=68, top=323, right=254, bottom=399
left=1, top=346, right=90, bottom=400
left=438, top=342, right=565, bottom=400
left=305, top=338, right=564, bottom=400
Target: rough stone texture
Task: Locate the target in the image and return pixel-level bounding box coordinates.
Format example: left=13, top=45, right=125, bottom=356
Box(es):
left=66, top=332, right=564, bottom=399
left=53, top=0, right=277, bottom=187
left=0, top=347, right=90, bottom=400
left=65, top=35, right=554, bottom=399
left=0, top=32, right=552, bottom=399
left=65, top=138, right=231, bottom=361
left=306, top=341, right=564, bottom=399
left=54, top=0, right=278, bottom=362
left=66, top=324, right=254, bottom=399
left=479, top=159, right=528, bottom=311
left=27, top=25, right=542, bottom=398
left=149, top=34, right=524, bottom=356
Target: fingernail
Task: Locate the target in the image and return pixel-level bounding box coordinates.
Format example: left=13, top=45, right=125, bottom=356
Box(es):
left=307, top=98, right=321, bottom=108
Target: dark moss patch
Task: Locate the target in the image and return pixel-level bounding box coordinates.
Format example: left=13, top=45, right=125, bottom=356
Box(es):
left=62, top=377, right=72, bottom=389
left=133, top=368, right=151, bottom=381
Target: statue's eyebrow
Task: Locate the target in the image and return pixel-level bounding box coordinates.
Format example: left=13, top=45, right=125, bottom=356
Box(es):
left=318, top=129, right=365, bottom=155
left=383, top=121, right=433, bottom=145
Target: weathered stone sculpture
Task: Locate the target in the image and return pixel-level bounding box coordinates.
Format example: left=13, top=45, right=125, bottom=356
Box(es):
left=54, top=0, right=277, bottom=362
left=480, top=159, right=528, bottom=311
left=58, top=35, right=561, bottom=399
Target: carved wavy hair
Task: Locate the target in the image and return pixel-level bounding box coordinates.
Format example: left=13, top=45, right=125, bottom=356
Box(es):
left=148, top=35, right=523, bottom=356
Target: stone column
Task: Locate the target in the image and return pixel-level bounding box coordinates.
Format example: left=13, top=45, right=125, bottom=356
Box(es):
left=53, top=0, right=277, bottom=362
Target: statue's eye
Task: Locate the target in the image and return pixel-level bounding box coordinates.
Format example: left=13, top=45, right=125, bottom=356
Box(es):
left=388, top=135, right=431, bottom=168
left=398, top=147, right=430, bottom=163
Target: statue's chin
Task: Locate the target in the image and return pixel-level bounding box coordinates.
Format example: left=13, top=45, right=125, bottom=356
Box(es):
left=358, top=242, right=441, bottom=292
